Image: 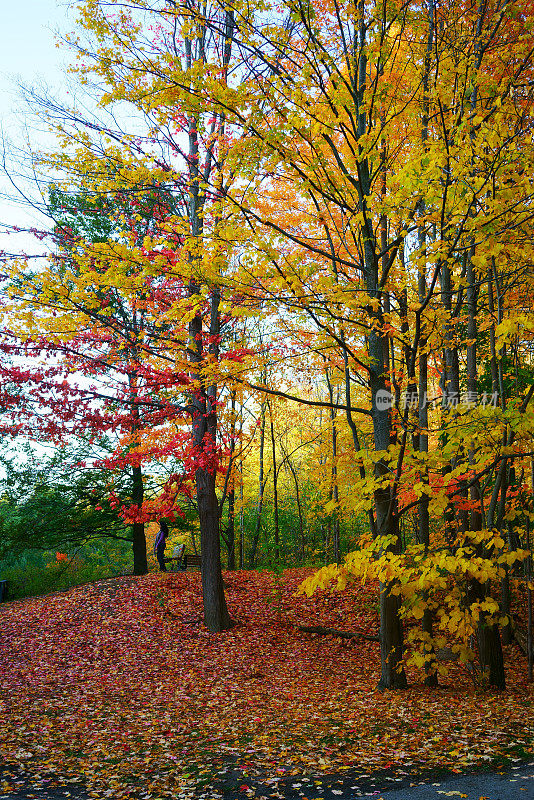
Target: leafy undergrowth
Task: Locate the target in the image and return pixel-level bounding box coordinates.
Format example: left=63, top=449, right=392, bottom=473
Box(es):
left=0, top=569, right=532, bottom=799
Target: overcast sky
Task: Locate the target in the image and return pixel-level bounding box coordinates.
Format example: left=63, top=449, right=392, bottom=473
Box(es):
left=1, top=1, right=70, bottom=95
left=0, top=0, right=75, bottom=253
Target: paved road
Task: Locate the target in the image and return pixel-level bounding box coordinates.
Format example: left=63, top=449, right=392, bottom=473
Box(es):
left=353, top=762, right=534, bottom=799
left=219, top=762, right=534, bottom=799
left=1, top=762, right=534, bottom=799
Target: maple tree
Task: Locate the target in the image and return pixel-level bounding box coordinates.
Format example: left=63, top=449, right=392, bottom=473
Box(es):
left=0, top=0, right=267, bottom=631
left=2, top=181, right=198, bottom=575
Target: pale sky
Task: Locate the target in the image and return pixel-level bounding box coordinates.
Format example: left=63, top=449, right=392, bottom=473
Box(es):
left=0, top=1, right=70, bottom=93
left=0, top=0, right=75, bottom=254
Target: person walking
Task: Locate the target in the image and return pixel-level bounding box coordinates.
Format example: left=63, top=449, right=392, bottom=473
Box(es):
left=154, top=520, right=169, bottom=572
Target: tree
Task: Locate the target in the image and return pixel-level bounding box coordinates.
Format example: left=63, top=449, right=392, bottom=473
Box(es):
left=3, top=181, right=198, bottom=574
left=192, top=0, right=534, bottom=686
left=2, top=0, right=258, bottom=630
left=0, top=444, right=135, bottom=557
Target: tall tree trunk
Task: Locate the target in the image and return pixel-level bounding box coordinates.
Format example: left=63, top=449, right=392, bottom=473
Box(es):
left=188, top=281, right=232, bottom=632
left=489, top=264, right=511, bottom=645
left=128, top=370, right=147, bottom=576
left=369, top=292, right=406, bottom=689
left=184, top=10, right=234, bottom=632
left=239, top=463, right=245, bottom=569
left=287, top=459, right=305, bottom=563
left=354, top=0, right=405, bottom=688
left=224, top=390, right=237, bottom=570
left=466, top=251, right=505, bottom=688
left=464, top=4, right=504, bottom=687
left=226, top=487, right=236, bottom=570
left=418, top=221, right=437, bottom=686
left=527, top=515, right=533, bottom=682
left=416, top=0, right=436, bottom=681
left=131, top=464, right=147, bottom=575
left=269, top=401, right=280, bottom=562
left=238, top=395, right=245, bottom=570
left=197, top=464, right=232, bottom=631
left=416, top=229, right=436, bottom=685
left=325, top=369, right=340, bottom=563
left=250, top=397, right=267, bottom=568
left=440, top=256, right=462, bottom=546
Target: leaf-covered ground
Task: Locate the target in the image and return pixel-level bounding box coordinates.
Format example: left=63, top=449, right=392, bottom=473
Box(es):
left=0, top=569, right=532, bottom=799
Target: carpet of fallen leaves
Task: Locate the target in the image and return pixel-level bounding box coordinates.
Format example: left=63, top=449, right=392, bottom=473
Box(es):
left=0, top=568, right=532, bottom=799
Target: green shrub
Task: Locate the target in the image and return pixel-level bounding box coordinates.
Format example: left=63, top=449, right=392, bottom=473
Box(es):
left=0, top=539, right=132, bottom=601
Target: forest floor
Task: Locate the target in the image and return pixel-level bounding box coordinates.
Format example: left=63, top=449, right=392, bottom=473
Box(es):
left=0, top=569, right=532, bottom=799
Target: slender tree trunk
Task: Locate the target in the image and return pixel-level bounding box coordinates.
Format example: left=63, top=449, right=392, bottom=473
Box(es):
left=363, top=187, right=406, bottom=687
left=466, top=250, right=505, bottom=688
left=184, top=24, right=233, bottom=627
left=498, top=467, right=512, bottom=645
left=239, top=462, right=244, bottom=569
left=128, top=370, right=147, bottom=576
left=226, top=487, right=236, bottom=570
left=418, top=319, right=436, bottom=685
left=463, top=4, right=504, bottom=687
left=325, top=369, right=340, bottom=564
left=224, top=390, right=237, bottom=570
left=183, top=10, right=234, bottom=632
left=489, top=264, right=511, bottom=645
left=131, top=465, right=147, bottom=575
left=269, top=402, right=280, bottom=562
left=527, top=516, right=533, bottom=682
left=500, top=565, right=511, bottom=645
left=286, top=458, right=305, bottom=563
left=250, top=397, right=267, bottom=568
left=418, top=206, right=437, bottom=685
left=238, top=395, right=245, bottom=570
left=369, top=304, right=406, bottom=689
left=440, top=256, right=462, bottom=550
left=353, top=0, right=405, bottom=687
left=188, top=282, right=232, bottom=632
left=323, top=516, right=330, bottom=564
left=331, top=462, right=340, bottom=565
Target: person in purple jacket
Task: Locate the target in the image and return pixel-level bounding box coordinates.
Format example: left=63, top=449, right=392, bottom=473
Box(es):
left=154, top=520, right=169, bottom=572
